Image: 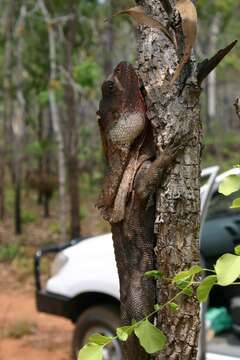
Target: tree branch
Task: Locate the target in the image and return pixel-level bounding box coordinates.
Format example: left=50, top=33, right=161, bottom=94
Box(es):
left=197, top=40, right=238, bottom=85
left=59, top=65, right=97, bottom=111
left=234, top=97, right=240, bottom=121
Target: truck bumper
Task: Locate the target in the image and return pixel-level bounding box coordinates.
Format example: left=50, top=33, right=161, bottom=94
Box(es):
left=206, top=354, right=240, bottom=360
left=36, top=290, right=72, bottom=319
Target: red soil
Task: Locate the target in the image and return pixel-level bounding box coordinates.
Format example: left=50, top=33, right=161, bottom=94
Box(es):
left=0, top=284, right=73, bottom=360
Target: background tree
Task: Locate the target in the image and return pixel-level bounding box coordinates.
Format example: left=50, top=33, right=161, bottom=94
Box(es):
left=197, top=0, right=240, bottom=132
left=1, top=0, right=17, bottom=222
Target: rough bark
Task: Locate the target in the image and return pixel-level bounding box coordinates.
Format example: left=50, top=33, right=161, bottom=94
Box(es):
left=65, top=0, right=81, bottom=239
left=136, top=1, right=201, bottom=358
left=38, top=0, right=67, bottom=241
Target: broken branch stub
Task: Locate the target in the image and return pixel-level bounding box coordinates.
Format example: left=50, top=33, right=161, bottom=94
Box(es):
left=197, top=40, right=238, bottom=85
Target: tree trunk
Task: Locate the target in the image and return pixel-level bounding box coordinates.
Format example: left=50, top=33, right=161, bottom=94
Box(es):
left=14, top=181, right=21, bottom=234
left=0, top=150, right=5, bottom=220
left=136, top=1, right=201, bottom=358
left=65, top=0, right=81, bottom=239
left=37, top=110, right=44, bottom=205
left=12, top=4, right=27, bottom=235
left=97, top=1, right=234, bottom=359
left=206, top=14, right=220, bottom=132
left=103, top=0, right=114, bottom=76
left=2, top=0, right=17, bottom=221
left=43, top=107, right=55, bottom=217
left=38, top=0, right=67, bottom=241
left=43, top=194, right=50, bottom=218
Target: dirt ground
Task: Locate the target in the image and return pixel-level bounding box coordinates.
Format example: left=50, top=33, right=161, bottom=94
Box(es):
left=0, top=191, right=109, bottom=360
left=0, top=269, right=74, bottom=360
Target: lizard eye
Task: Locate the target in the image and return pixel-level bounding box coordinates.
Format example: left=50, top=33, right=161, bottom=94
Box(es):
left=107, top=81, right=114, bottom=90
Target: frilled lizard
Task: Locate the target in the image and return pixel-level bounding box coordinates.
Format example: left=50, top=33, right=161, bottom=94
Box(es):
left=97, top=62, right=184, bottom=359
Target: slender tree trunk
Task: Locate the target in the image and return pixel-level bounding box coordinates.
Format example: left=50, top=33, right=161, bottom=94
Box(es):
left=14, top=181, right=21, bottom=234
left=43, top=107, right=54, bottom=217
left=0, top=150, right=5, bottom=220
left=43, top=194, right=50, bottom=218
left=206, top=14, right=220, bottom=132
left=136, top=1, right=201, bottom=358
left=38, top=0, right=67, bottom=241
left=103, top=0, right=114, bottom=76
left=12, top=4, right=27, bottom=235
left=2, top=0, right=16, bottom=221
left=65, top=0, right=81, bottom=239
left=37, top=110, right=44, bottom=205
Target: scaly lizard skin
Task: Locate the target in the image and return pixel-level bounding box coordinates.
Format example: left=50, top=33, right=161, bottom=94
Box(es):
left=97, top=62, right=147, bottom=222
left=97, top=62, right=182, bottom=359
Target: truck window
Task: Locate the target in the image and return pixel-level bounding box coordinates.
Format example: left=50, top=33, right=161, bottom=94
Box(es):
left=206, top=191, right=240, bottom=220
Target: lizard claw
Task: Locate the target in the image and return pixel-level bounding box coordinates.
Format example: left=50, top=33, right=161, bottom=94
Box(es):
left=163, top=137, right=186, bottom=159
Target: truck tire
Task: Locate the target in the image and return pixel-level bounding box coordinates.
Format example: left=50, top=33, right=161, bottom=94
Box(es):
left=72, top=305, right=122, bottom=360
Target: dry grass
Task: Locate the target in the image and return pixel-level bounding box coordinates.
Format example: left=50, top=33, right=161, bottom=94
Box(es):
left=3, top=320, right=37, bottom=339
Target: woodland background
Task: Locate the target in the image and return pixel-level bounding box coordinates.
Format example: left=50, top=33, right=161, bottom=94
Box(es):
left=0, top=0, right=239, bottom=359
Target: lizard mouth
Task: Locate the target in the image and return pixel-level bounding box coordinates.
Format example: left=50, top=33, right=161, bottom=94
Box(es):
left=113, top=75, right=124, bottom=91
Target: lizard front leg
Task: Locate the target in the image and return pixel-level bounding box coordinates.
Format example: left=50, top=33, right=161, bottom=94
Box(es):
left=136, top=140, right=185, bottom=200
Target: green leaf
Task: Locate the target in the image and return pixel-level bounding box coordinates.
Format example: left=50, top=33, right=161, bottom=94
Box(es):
left=182, top=287, right=193, bottom=296
left=169, top=302, right=179, bottom=312
left=235, top=245, right=240, bottom=256
left=154, top=304, right=162, bottom=311
left=87, top=333, right=113, bottom=345
left=196, top=275, right=217, bottom=302
left=37, top=90, right=49, bottom=106
left=134, top=319, right=166, bottom=354
left=176, top=278, right=192, bottom=290
left=73, top=58, right=101, bottom=88
left=215, top=253, right=240, bottom=286
left=145, top=270, right=163, bottom=280
left=231, top=198, right=240, bottom=208
left=78, top=343, right=103, bottom=360
left=172, top=265, right=202, bottom=284
left=219, top=175, right=240, bottom=196
left=116, top=325, right=135, bottom=341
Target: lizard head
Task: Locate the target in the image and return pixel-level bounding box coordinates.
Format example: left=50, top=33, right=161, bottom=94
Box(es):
left=99, top=62, right=146, bottom=145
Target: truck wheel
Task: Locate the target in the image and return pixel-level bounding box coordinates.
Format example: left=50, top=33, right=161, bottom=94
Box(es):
left=72, top=305, right=122, bottom=360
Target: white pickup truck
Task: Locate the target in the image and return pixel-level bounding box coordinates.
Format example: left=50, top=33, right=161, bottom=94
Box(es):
left=34, top=167, right=240, bottom=360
